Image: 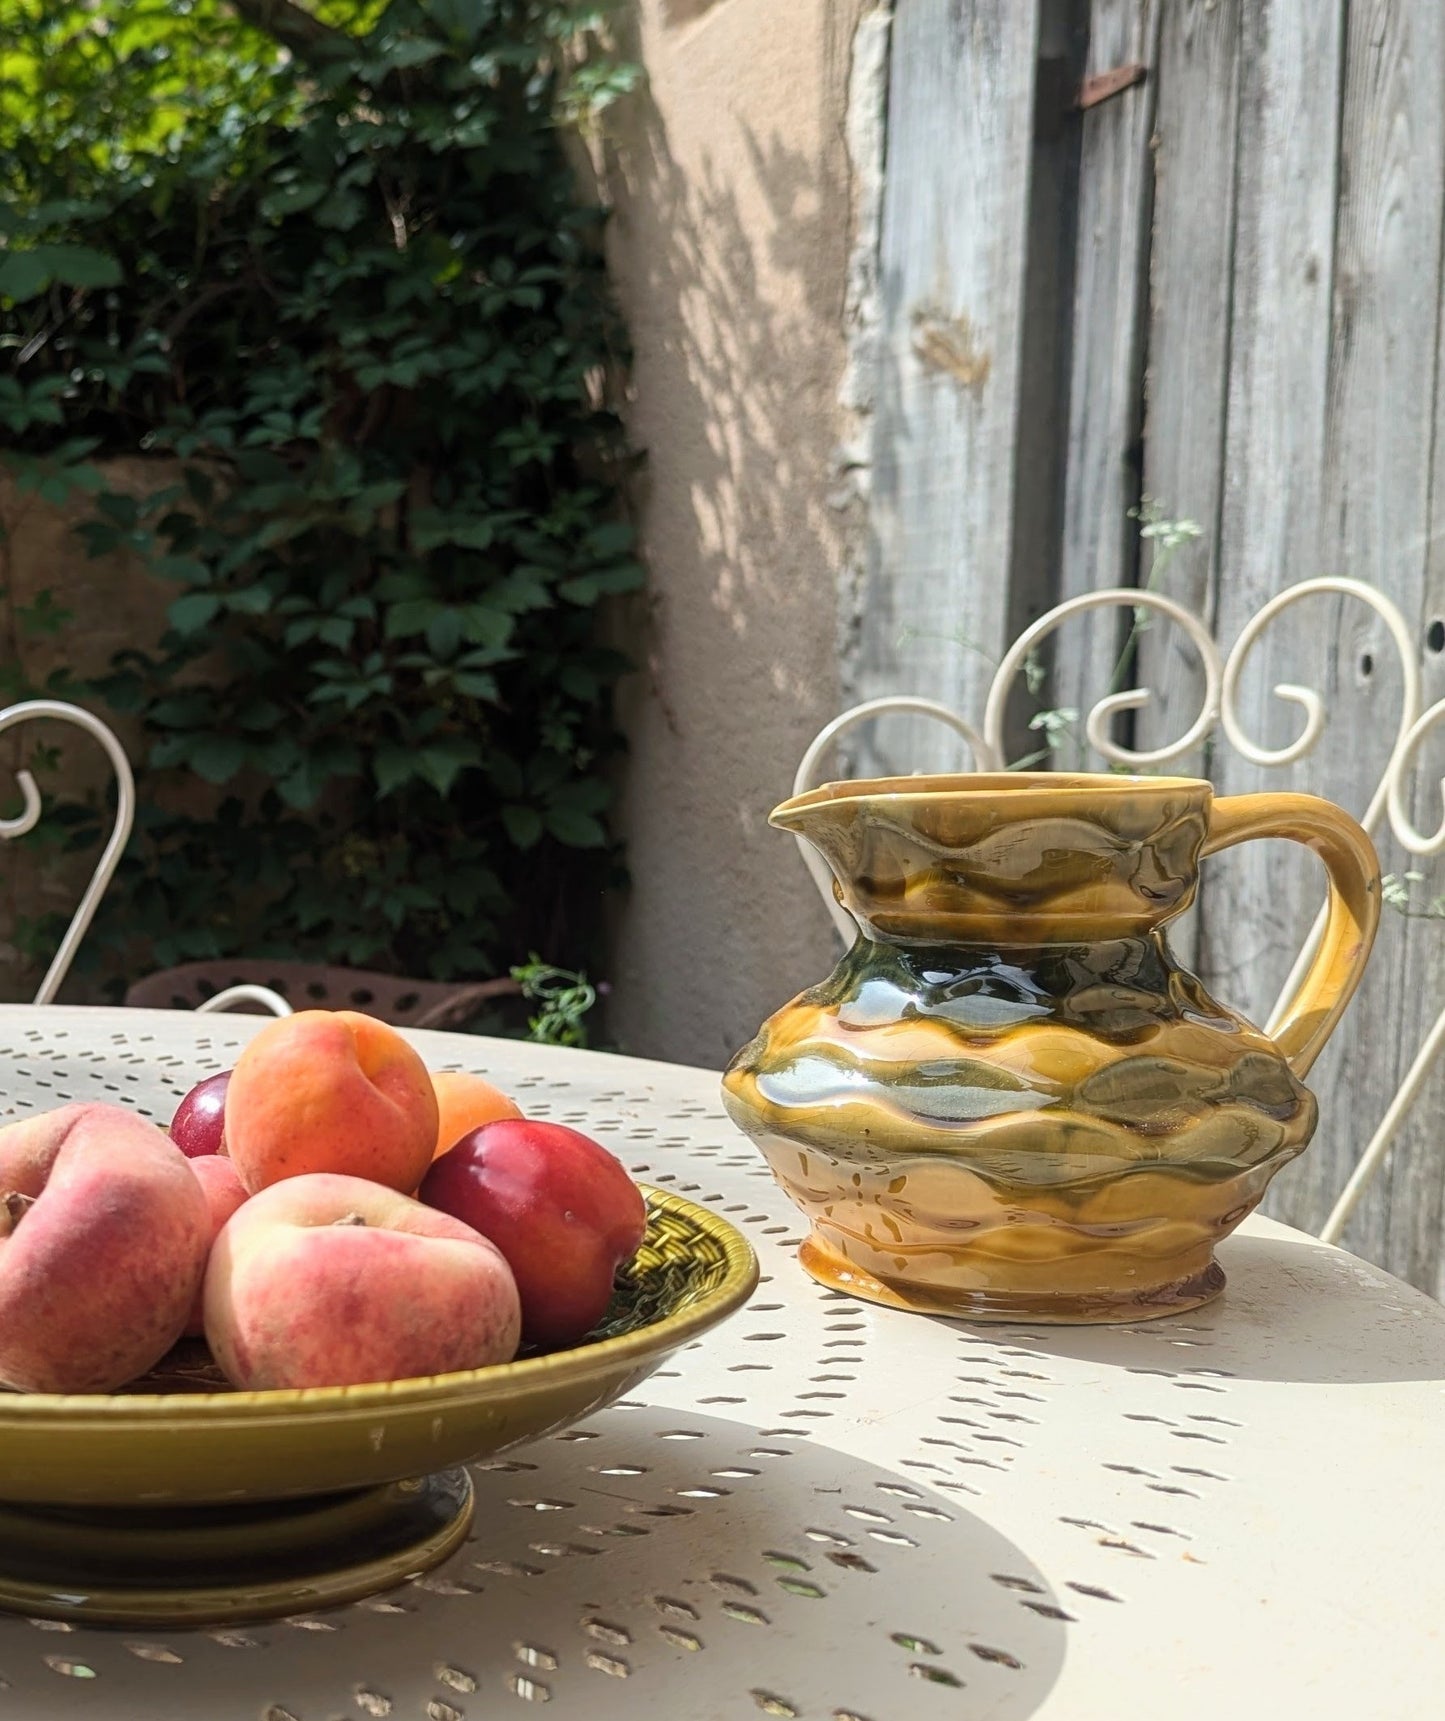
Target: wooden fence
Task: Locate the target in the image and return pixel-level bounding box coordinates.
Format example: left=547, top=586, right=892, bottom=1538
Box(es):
left=853, top=0, right=1445, bottom=1295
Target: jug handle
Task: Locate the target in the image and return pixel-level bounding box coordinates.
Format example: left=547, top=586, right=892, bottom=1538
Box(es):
left=1201, top=793, right=1381, bottom=1079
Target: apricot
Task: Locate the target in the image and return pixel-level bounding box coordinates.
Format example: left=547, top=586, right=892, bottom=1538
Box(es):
left=204, top=1172, right=521, bottom=1390
left=0, top=1103, right=210, bottom=1392
left=226, top=1011, right=438, bottom=1195
left=430, top=1069, right=522, bottom=1161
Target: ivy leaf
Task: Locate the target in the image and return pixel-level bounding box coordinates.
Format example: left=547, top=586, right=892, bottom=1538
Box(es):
left=417, top=738, right=480, bottom=797
left=545, top=806, right=607, bottom=848
left=550, top=777, right=612, bottom=814
left=188, top=734, right=247, bottom=785
left=17, top=590, right=73, bottom=638
left=226, top=586, right=272, bottom=616
left=149, top=694, right=211, bottom=729
left=426, top=607, right=462, bottom=659
left=0, top=251, right=51, bottom=300
left=276, top=764, right=324, bottom=809
left=410, top=511, right=496, bottom=552
left=45, top=244, right=122, bottom=288
left=168, top=593, right=222, bottom=634
left=502, top=805, right=543, bottom=848
left=238, top=700, right=286, bottom=732
left=490, top=568, right=552, bottom=613
left=374, top=746, right=417, bottom=797
left=586, top=520, right=635, bottom=556
left=384, top=598, right=437, bottom=640
left=260, top=180, right=327, bottom=219
left=559, top=664, right=598, bottom=699
left=153, top=555, right=211, bottom=586
left=276, top=746, right=356, bottom=809
left=558, top=562, right=645, bottom=604
left=461, top=605, right=513, bottom=650
left=369, top=37, right=445, bottom=70
left=315, top=188, right=366, bottom=229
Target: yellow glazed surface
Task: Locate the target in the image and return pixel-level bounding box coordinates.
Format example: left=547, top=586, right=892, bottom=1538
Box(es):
left=723, top=774, right=1380, bottom=1322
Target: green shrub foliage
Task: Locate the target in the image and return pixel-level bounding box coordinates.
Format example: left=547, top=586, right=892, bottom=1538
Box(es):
left=0, top=0, right=640, bottom=987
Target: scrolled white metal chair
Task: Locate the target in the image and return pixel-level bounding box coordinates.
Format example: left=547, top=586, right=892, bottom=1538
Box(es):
left=794, top=577, right=1441, bottom=1251
left=193, top=983, right=293, bottom=1016
left=1, top=708, right=512, bottom=1027
left=0, top=699, right=290, bottom=1016
left=0, top=700, right=137, bottom=1007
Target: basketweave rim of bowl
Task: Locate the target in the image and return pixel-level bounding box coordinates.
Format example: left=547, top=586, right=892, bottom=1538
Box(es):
left=0, top=1185, right=758, bottom=1424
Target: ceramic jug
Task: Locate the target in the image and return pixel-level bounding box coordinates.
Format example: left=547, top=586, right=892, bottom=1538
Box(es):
left=722, top=773, right=1380, bottom=1323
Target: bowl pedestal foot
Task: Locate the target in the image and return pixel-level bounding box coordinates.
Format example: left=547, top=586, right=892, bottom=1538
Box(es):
left=0, top=1468, right=473, bottom=1627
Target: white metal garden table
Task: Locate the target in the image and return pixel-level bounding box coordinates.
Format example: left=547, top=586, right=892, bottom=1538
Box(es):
left=0, top=1005, right=1442, bottom=1720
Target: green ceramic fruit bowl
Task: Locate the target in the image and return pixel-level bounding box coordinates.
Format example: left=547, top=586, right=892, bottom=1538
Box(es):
left=0, top=1186, right=757, bottom=1627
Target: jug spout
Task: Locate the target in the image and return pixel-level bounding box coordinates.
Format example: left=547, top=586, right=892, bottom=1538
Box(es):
left=771, top=772, right=1212, bottom=946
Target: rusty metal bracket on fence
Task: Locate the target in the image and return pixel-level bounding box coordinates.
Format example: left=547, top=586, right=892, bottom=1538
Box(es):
left=1075, top=62, right=1147, bottom=111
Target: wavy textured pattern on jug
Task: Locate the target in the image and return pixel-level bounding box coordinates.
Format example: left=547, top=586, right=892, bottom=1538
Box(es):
left=722, top=773, right=1379, bottom=1324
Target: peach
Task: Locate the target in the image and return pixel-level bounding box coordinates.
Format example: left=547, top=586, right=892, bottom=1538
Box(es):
left=204, top=1172, right=521, bottom=1390
left=226, top=1011, right=439, bottom=1195
left=184, top=1155, right=249, bottom=1337
left=0, top=1103, right=211, bottom=1392
left=430, top=1069, right=522, bottom=1162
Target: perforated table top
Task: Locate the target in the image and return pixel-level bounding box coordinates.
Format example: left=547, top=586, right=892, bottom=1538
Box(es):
left=0, top=1006, right=1442, bottom=1720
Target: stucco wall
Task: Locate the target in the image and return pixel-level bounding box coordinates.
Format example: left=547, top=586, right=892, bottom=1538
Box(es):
left=603, top=0, right=866, bottom=1068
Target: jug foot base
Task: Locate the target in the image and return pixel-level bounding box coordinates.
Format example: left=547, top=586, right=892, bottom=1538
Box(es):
left=798, top=1235, right=1226, bottom=1325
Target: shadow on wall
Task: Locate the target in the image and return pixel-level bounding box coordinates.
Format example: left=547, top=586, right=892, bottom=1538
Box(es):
left=601, top=78, right=846, bottom=665
left=595, top=15, right=851, bottom=1064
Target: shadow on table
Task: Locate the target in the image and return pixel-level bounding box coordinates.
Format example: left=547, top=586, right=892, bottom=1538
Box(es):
left=970, top=1231, right=1445, bottom=1387
left=0, top=1410, right=1067, bottom=1720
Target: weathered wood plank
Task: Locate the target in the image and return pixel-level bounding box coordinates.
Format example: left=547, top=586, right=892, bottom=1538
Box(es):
left=1134, top=0, right=1241, bottom=782
left=854, top=0, right=1043, bottom=774
left=1047, top=0, right=1160, bottom=767
left=1362, top=2, right=1445, bottom=1297
left=1203, top=2, right=1445, bottom=1296
left=1199, top=0, right=1343, bottom=1029
left=1266, top=1, right=1443, bottom=1283
left=1004, top=0, right=1088, bottom=754
left=1194, top=0, right=1344, bottom=1052
left=1405, top=281, right=1445, bottom=1301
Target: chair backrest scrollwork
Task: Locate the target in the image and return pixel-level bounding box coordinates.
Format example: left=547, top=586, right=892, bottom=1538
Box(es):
left=0, top=700, right=135, bottom=1007
left=795, top=579, right=1445, bottom=1249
